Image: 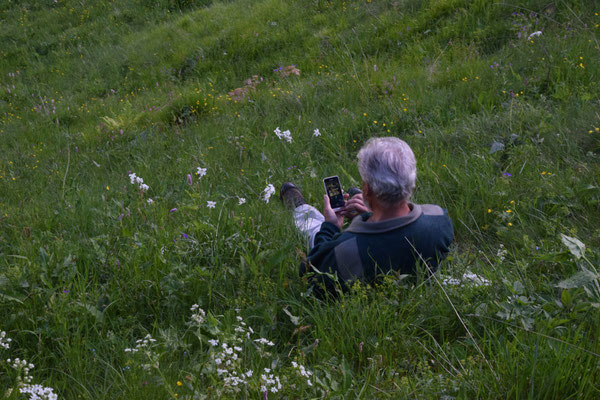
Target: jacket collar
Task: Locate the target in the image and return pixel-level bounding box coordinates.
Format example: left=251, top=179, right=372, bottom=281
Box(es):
left=345, top=203, right=422, bottom=234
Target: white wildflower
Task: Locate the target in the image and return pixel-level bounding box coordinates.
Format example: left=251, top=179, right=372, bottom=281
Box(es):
left=528, top=30, right=542, bottom=39
left=190, top=305, right=206, bottom=325
left=274, top=127, right=292, bottom=143
left=262, top=184, right=275, bottom=203
left=208, top=339, right=219, bottom=346
left=207, top=200, right=216, bottom=208
left=497, top=244, right=507, bottom=261
left=313, top=128, right=321, bottom=137
left=0, top=330, right=11, bottom=349
left=196, top=167, right=207, bottom=177
left=441, top=272, right=490, bottom=287
left=238, top=197, right=246, bottom=205
left=442, top=277, right=461, bottom=286
left=19, top=384, right=58, bottom=400
left=128, top=172, right=137, bottom=184
left=128, top=172, right=149, bottom=192
left=254, top=338, right=274, bottom=346
left=462, top=271, right=491, bottom=287
left=146, top=198, right=154, bottom=204
left=281, top=129, right=292, bottom=143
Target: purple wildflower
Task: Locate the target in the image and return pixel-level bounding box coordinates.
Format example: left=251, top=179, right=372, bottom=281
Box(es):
left=187, top=174, right=193, bottom=185
left=170, top=208, right=177, bottom=213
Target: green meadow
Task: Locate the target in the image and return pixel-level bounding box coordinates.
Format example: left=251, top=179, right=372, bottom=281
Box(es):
left=1, top=0, right=599, bottom=398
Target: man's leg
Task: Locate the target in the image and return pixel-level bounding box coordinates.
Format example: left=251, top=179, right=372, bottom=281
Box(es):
left=281, top=182, right=324, bottom=249
left=293, top=204, right=325, bottom=249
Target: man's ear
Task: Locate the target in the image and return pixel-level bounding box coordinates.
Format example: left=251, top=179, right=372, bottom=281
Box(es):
left=361, top=181, right=370, bottom=197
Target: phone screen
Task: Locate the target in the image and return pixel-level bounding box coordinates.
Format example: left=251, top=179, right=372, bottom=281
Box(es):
left=324, top=176, right=345, bottom=209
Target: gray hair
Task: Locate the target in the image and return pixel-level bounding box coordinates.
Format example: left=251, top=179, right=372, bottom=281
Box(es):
left=357, top=137, right=417, bottom=205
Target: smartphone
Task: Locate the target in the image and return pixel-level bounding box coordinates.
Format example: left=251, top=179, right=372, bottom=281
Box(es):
left=323, top=176, right=345, bottom=212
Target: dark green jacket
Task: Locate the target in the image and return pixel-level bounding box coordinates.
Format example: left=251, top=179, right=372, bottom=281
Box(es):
left=300, top=203, right=454, bottom=295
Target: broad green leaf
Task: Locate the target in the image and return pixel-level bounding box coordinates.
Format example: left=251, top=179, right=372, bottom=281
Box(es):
left=560, top=234, right=586, bottom=259
left=556, top=269, right=598, bottom=289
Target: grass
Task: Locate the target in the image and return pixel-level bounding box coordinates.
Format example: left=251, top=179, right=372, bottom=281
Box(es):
left=1, top=0, right=599, bottom=398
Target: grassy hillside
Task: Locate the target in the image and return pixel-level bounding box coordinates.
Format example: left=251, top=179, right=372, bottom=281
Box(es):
left=1, top=0, right=599, bottom=398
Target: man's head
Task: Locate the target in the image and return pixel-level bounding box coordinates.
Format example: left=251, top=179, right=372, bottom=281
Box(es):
left=357, top=137, right=417, bottom=206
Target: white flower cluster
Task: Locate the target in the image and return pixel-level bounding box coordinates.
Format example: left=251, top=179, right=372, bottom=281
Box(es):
left=291, top=361, right=313, bottom=386
left=462, top=272, right=491, bottom=286
left=274, top=127, right=292, bottom=143
left=254, top=338, right=275, bottom=346
left=1, top=330, right=12, bottom=349
left=442, top=277, right=461, bottom=286
left=9, top=358, right=35, bottom=384
left=19, top=384, right=58, bottom=400
left=184, top=307, right=324, bottom=395
left=215, top=342, right=243, bottom=374
left=190, top=304, right=206, bottom=325
left=262, top=184, right=275, bottom=203
left=124, top=334, right=159, bottom=371
left=124, top=334, right=156, bottom=354
left=128, top=172, right=149, bottom=191
left=2, top=331, right=58, bottom=398
left=496, top=244, right=507, bottom=262
left=204, top=313, right=256, bottom=393
left=233, top=315, right=254, bottom=340
left=260, top=368, right=282, bottom=393
left=441, top=271, right=491, bottom=287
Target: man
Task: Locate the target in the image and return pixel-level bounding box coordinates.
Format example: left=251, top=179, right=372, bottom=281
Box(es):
left=280, top=137, right=454, bottom=296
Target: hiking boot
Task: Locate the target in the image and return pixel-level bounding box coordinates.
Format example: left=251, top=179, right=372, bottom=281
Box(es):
left=280, top=182, right=306, bottom=209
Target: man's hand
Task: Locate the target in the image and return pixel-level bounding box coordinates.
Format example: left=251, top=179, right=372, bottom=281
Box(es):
left=323, top=194, right=344, bottom=229
left=341, top=192, right=370, bottom=219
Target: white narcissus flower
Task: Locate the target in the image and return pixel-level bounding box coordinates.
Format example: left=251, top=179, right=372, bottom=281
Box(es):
left=128, top=172, right=149, bottom=191
left=281, top=129, right=292, bottom=143
left=207, top=201, right=216, bottom=208
left=262, top=184, right=275, bottom=203
left=196, top=167, right=207, bottom=177
left=274, top=127, right=292, bottom=143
